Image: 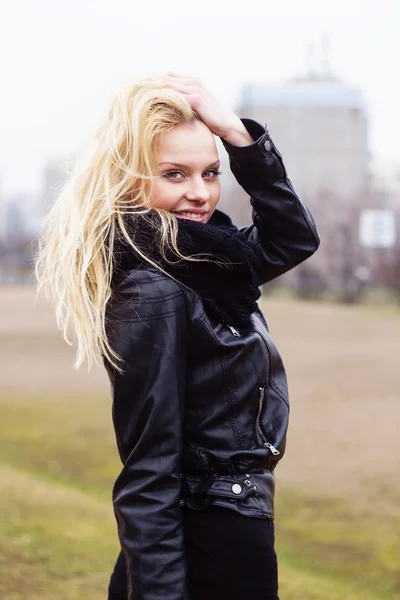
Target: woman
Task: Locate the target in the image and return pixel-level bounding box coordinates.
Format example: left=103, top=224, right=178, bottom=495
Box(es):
left=36, top=73, right=319, bottom=600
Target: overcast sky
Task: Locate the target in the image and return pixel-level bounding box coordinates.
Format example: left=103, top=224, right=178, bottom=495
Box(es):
left=1, top=0, right=399, bottom=199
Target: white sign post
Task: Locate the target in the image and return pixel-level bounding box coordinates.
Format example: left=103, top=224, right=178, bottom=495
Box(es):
left=359, top=210, right=397, bottom=249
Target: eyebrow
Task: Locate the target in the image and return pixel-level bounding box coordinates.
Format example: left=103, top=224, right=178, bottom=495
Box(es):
left=158, top=160, right=220, bottom=168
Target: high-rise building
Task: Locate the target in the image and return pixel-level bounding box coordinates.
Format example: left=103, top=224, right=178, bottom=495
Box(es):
left=218, top=72, right=371, bottom=293
left=238, top=75, right=369, bottom=202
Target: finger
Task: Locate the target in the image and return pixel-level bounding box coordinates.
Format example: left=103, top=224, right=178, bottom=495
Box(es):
left=165, top=71, right=185, bottom=77
left=164, top=72, right=200, bottom=86
left=162, top=80, right=199, bottom=95
left=165, top=71, right=193, bottom=79
left=185, top=93, right=202, bottom=111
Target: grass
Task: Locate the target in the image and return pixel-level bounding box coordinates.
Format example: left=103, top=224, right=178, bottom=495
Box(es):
left=1, top=394, right=117, bottom=500
left=276, top=492, right=400, bottom=598
left=1, top=392, right=400, bottom=600
left=0, top=465, right=118, bottom=600
left=3, top=465, right=393, bottom=600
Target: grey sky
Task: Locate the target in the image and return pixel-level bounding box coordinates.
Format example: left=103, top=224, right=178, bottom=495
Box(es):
left=1, top=0, right=399, bottom=198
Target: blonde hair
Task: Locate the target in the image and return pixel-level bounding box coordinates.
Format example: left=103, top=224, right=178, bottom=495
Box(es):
left=35, top=77, right=206, bottom=372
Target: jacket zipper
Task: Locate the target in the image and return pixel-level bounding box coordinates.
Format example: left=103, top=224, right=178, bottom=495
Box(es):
left=213, top=322, right=240, bottom=337
left=255, top=386, right=280, bottom=455
left=253, top=313, right=289, bottom=407
left=227, top=324, right=240, bottom=337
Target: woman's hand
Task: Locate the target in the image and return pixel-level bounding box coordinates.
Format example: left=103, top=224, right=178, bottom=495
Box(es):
left=160, top=72, right=254, bottom=147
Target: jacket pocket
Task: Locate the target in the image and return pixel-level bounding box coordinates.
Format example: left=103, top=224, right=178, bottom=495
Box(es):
left=255, top=385, right=281, bottom=456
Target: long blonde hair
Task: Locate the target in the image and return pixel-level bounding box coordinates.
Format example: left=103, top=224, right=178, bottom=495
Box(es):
left=35, top=77, right=206, bottom=372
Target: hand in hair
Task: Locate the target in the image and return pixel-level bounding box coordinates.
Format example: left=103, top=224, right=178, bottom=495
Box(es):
left=160, top=72, right=254, bottom=147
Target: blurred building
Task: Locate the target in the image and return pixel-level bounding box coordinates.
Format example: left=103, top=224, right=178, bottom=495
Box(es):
left=37, top=155, right=75, bottom=228
left=220, top=69, right=372, bottom=295
left=0, top=194, right=33, bottom=282
left=0, top=184, right=5, bottom=244
left=238, top=75, right=369, bottom=202
left=4, top=195, right=28, bottom=246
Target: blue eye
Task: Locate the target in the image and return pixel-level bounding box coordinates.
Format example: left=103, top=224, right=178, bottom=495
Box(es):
left=204, top=169, right=222, bottom=178
left=162, top=169, right=221, bottom=180
left=163, top=171, right=184, bottom=180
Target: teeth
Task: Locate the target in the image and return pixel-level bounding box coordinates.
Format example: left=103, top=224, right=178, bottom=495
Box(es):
left=175, top=212, right=204, bottom=219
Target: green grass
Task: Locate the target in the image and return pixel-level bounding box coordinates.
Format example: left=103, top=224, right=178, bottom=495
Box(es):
left=0, top=465, right=118, bottom=600
left=275, top=492, right=400, bottom=598
left=1, top=393, right=400, bottom=599
left=1, top=393, right=117, bottom=500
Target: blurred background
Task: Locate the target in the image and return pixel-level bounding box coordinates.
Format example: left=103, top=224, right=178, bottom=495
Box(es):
left=1, top=1, right=399, bottom=599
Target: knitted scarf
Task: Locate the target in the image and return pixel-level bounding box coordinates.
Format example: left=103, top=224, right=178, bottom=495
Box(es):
left=112, top=209, right=262, bottom=327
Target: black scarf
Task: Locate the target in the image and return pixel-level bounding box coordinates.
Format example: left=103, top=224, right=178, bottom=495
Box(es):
left=112, top=209, right=262, bottom=327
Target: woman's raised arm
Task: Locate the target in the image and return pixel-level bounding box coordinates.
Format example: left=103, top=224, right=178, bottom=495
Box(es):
left=222, top=118, right=320, bottom=285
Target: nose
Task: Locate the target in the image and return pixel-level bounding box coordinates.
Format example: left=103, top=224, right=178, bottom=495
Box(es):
left=185, top=176, right=211, bottom=203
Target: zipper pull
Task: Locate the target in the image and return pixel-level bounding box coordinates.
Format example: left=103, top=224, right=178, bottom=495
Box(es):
left=263, top=442, right=280, bottom=456
left=227, top=324, right=240, bottom=337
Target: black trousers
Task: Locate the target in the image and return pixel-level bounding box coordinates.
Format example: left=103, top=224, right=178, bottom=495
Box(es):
left=108, top=505, right=279, bottom=599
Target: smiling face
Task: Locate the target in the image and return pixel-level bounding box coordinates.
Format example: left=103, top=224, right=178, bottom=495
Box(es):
left=149, top=119, right=221, bottom=223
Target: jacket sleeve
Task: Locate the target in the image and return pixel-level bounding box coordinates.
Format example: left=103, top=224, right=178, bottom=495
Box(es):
left=105, top=275, right=189, bottom=600
left=221, top=118, right=320, bottom=286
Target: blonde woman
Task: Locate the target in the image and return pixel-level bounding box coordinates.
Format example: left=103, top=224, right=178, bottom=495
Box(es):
left=36, top=73, right=319, bottom=600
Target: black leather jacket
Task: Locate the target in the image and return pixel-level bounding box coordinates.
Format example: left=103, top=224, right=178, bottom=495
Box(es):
left=104, top=119, right=320, bottom=600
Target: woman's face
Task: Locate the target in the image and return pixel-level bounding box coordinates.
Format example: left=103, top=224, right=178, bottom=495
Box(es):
left=149, top=120, right=221, bottom=224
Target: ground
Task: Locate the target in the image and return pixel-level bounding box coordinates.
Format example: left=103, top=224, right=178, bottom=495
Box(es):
left=1, top=287, right=399, bottom=599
